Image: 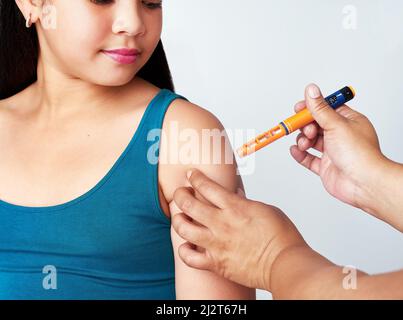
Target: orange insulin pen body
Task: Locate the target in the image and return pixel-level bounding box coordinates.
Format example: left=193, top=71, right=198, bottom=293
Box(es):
left=237, top=86, right=355, bottom=157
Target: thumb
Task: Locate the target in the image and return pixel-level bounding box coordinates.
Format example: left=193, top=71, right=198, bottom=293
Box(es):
left=305, top=83, right=344, bottom=130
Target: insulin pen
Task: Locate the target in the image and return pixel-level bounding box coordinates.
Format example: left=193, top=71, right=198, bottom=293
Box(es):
left=237, top=86, right=355, bottom=157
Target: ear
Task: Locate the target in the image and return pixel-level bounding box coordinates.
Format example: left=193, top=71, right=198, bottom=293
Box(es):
left=14, top=0, right=28, bottom=17
left=14, top=0, right=44, bottom=24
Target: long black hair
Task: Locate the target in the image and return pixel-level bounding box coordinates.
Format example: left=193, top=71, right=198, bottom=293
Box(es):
left=0, top=1, right=175, bottom=100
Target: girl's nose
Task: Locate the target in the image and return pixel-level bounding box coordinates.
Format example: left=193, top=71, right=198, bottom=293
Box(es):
left=112, top=1, right=146, bottom=37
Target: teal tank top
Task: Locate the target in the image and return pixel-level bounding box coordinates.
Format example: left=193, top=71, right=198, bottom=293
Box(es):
left=0, top=89, right=188, bottom=299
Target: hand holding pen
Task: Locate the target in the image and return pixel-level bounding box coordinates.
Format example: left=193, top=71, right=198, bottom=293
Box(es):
left=290, top=84, right=402, bottom=229
left=238, top=83, right=400, bottom=229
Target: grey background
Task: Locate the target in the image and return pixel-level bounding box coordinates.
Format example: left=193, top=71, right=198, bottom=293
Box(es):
left=162, top=0, right=403, bottom=299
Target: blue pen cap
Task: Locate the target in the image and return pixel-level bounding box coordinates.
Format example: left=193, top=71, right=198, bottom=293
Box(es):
left=325, top=86, right=355, bottom=110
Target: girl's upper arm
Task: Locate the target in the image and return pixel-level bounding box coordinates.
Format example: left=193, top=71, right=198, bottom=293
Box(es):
left=159, top=99, right=256, bottom=300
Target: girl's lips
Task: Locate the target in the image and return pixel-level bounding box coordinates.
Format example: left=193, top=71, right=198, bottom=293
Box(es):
left=102, top=49, right=140, bottom=65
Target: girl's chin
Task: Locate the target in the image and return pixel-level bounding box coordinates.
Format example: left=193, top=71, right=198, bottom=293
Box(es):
left=94, top=68, right=138, bottom=86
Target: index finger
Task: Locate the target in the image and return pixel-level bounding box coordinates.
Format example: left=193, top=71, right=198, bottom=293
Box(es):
left=186, top=169, right=240, bottom=209
left=294, top=100, right=320, bottom=139
left=294, top=100, right=306, bottom=113
left=172, top=187, right=216, bottom=227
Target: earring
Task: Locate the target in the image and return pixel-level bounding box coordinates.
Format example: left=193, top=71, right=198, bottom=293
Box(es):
left=25, top=13, right=32, bottom=28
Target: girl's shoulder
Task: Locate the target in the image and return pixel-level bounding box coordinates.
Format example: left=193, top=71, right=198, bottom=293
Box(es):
left=165, top=93, right=224, bottom=132
left=0, top=93, right=18, bottom=113
left=0, top=94, right=21, bottom=122
left=135, top=77, right=224, bottom=131
left=158, top=91, right=239, bottom=217
left=0, top=83, right=38, bottom=117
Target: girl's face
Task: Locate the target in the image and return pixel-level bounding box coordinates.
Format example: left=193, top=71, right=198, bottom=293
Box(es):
left=31, top=0, right=163, bottom=86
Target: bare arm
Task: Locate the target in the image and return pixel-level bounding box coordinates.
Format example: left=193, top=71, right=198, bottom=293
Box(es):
left=159, top=99, right=255, bottom=300
left=270, top=244, right=403, bottom=300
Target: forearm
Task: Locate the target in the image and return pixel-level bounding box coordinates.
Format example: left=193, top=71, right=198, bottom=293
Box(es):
left=358, top=157, right=403, bottom=231
left=268, top=244, right=403, bottom=299
left=268, top=244, right=363, bottom=299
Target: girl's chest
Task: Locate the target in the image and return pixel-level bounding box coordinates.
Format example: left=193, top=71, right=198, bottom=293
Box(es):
left=0, top=114, right=140, bottom=207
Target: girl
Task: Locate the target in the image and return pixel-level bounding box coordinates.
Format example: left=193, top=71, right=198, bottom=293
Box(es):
left=0, top=0, right=255, bottom=299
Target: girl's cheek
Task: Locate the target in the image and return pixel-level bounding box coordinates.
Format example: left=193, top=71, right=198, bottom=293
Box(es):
left=51, top=2, right=107, bottom=53
left=57, top=18, right=107, bottom=59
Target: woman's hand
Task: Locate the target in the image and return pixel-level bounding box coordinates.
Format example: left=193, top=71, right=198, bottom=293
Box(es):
left=171, top=169, right=307, bottom=291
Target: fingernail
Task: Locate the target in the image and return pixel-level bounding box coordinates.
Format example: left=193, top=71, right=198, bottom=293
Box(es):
left=186, top=170, right=193, bottom=180
left=169, top=200, right=181, bottom=214
left=308, top=84, right=321, bottom=99
left=182, top=200, right=191, bottom=211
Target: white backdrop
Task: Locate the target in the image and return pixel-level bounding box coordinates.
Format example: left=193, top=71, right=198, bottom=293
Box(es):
left=162, top=0, right=403, bottom=299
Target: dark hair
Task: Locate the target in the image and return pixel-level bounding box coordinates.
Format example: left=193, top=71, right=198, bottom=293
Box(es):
left=0, top=1, right=175, bottom=100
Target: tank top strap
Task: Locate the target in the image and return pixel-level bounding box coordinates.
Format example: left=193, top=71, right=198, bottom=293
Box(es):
left=142, top=88, right=188, bottom=133
left=110, top=88, right=188, bottom=224
left=132, top=88, right=188, bottom=159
